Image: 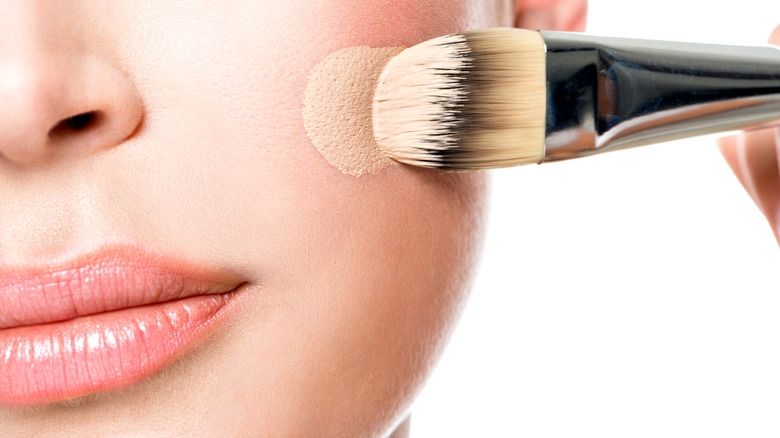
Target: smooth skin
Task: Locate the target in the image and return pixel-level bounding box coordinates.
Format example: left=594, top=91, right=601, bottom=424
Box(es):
left=0, top=1, right=584, bottom=437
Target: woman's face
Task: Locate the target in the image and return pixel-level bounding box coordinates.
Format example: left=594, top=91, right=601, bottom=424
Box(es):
left=0, top=1, right=508, bottom=436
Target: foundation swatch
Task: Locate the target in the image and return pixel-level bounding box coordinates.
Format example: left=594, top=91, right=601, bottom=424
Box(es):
left=303, top=46, right=404, bottom=177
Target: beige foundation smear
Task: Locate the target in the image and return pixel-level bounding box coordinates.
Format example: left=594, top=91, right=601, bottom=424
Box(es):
left=303, top=46, right=404, bottom=177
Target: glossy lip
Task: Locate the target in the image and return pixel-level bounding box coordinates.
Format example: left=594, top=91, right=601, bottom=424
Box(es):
left=0, top=246, right=249, bottom=406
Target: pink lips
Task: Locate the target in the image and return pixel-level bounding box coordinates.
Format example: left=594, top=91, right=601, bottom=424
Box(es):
left=0, top=246, right=249, bottom=405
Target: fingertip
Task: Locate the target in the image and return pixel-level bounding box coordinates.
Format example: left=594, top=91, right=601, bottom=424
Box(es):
left=735, top=129, right=780, bottom=241
left=717, top=135, right=745, bottom=187
left=515, top=0, right=588, bottom=32
left=770, top=24, right=780, bottom=44
left=716, top=134, right=736, bottom=155
left=566, top=0, right=588, bottom=32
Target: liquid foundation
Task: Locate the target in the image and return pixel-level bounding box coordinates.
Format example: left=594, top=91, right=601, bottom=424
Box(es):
left=303, top=46, right=403, bottom=177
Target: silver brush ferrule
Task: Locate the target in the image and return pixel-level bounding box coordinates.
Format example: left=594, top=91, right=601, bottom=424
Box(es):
left=540, top=31, right=780, bottom=162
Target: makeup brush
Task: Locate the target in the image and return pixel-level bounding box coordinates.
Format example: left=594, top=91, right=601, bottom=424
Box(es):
left=372, top=28, right=780, bottom=170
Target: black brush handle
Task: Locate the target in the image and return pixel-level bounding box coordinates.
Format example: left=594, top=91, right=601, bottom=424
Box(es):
left=541, top=30, right=780, bottom=161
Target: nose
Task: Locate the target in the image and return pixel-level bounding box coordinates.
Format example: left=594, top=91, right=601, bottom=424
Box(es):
left=0, top=8, right=143, bottom=166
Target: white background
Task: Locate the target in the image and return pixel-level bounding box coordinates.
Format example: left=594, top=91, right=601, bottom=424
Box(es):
left=412, top=1, right=780, bottom=436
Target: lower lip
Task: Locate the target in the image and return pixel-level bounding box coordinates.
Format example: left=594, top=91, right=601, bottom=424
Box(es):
left=0, top=287, right=248, bottom=406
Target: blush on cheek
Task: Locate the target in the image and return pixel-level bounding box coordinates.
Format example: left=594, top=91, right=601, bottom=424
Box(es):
left=302, top=46, right=403, bottom=177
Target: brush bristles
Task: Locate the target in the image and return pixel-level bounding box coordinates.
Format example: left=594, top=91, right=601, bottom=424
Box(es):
left=373, top=28, right=547, bottom=170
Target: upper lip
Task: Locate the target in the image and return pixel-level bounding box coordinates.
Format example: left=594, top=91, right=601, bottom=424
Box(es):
left=0, top=246, right=244, bottom=330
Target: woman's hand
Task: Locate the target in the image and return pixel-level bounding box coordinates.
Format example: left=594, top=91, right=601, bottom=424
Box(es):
left=718, top=25, right=780, bottom=245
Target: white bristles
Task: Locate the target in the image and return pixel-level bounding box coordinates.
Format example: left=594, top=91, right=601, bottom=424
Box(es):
left=372, top=28, right=547, bottom=170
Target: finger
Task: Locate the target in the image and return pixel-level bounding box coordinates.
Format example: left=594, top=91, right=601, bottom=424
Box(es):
left=770, top=24, right=780, bottom=44
left=717, top=25, right=780, bottom=243
left=516, top=0, right=588, bottom=32
left=718, top=129, right=780, bottom=243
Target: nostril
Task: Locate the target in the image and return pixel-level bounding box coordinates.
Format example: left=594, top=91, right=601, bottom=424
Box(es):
left=0, top=53, right=143, bottom=165
left=48, top=111, right=100, bottom=138
left=62, top=111, right=96, bottom=130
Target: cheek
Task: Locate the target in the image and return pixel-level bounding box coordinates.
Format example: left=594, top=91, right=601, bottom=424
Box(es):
left=107, top=0, right=497, bottom=271
left=173, top=0, right=502, bottom=274
left=215, top=0, right=494, bottom=430
left=109, top=1, right=494, bottom=434
left=236, top=2, right=492, bottom=432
